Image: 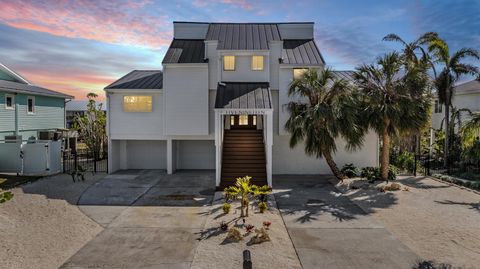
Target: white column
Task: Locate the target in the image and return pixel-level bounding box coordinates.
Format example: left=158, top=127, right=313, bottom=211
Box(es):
left=167, top=138, right=174, bottom=174
left=266, top=110, right=273, bottom=187
left=215, top=111, right=221, bottom=187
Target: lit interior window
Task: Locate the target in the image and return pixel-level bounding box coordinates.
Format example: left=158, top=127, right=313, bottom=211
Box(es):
left=123, top=96, right=153, bottom=112
left=293, top=68, right=308, bottom=80
left=223, top=56, right=235, bottom=71
left=230, top=116, right=235, bottom=125
left=251, top=56, right=264, bottom=71
left=252, top=115, right=257, bottom=125
left=239, top=115, right=248, bottom=125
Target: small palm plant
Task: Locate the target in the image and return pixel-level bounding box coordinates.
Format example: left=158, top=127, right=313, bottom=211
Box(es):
left=252, top=185, right=272, bottom=213
left=224, top=176, right=268, bottom=217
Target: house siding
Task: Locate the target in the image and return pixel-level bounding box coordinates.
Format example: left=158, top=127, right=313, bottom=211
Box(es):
left=0, top=91, right=65, bottom=140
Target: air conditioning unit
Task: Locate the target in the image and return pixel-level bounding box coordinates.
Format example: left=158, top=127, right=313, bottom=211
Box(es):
left=4, top=135, right=22, bottom=143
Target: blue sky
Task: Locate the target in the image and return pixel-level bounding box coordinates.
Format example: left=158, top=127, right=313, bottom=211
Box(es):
left=0, top=0, right=478, bottom=99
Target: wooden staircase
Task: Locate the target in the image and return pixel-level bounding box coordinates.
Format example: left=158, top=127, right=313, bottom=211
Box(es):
left=220, top=129, right=268, bottom=189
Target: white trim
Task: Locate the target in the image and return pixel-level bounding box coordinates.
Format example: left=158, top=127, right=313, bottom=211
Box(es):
left=5, top=93, right=14, bottom=110
left=280, top=64, right=323, bottom=68
left=27, top=96, right=35, bottom=115
left=0, top=63, right=31, bottom=84
left=0, top=87, right=72, bottom=99
left=218, top=50, right=270, bottom=55
left=104, top=89, right=162, bottom=94
left=162, top=63, right=208, bottom=68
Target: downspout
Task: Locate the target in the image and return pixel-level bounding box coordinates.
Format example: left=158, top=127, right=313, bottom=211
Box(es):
left=14, top=93, right=19, bottom=136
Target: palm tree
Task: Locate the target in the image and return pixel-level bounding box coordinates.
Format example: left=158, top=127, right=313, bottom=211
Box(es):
left=285, top=68, right=365, bottom=180
left=383, top=32, right=438, bottom=69
left=354, top=52, right=431, bottom=180
left=428, top=38, right=479, bottom=167
left=460, top=112, right=480, bottom=148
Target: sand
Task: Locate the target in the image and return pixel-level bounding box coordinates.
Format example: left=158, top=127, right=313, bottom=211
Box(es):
left=191, top=192, right=302, bottom=269
left=0, top=173, right=104, bottom=269
left=334, top=176, right=480, bottom=269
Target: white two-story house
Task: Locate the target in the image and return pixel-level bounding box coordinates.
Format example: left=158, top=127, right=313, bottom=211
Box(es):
left=104, top=22, right=379, bottom=188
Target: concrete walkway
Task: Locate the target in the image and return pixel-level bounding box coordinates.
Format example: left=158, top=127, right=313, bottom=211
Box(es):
left=274, top=175, right=420, bottom=269
left=61, top=170, right=215, bottom=269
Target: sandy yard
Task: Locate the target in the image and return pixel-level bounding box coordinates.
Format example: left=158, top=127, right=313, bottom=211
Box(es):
left=335, top=176, right=480, bottom=269
left=0, top=173, right=104, bottom=269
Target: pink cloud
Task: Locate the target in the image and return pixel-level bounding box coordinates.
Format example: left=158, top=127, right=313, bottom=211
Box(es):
left=0, top=0, right=172, bottom=48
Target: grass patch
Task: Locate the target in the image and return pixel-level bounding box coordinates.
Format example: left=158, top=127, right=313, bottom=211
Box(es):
left=0, top=174, right=42, bottom=189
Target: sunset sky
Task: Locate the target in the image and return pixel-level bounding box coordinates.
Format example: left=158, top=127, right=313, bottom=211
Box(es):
left=0, top=0, right=478, bottom=100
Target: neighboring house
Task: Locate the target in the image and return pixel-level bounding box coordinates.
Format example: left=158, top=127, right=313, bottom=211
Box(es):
left=432, top=79, right=480, bottom=131
left=0, top=63, right=73, bottom=141
left=104, top=22, right=379, bottom=188
left=66, top=100, right=105, bottom=128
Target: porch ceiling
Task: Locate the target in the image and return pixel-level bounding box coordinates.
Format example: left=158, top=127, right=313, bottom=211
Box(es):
left=214, top=82, right=272, bottom=109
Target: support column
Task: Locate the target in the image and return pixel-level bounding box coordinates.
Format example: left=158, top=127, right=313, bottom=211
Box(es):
left=215, top=111, right=222, bottom=187
left=266, top=110, right=273, bottom=187
left=167, top=138, right=175, bottom=174
left=119, top=140, right=127, bottom=170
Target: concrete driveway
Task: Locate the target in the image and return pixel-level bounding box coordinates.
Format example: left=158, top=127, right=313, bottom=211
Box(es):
left=274, top=175, right=420, bottom=269
left=61, top=170, right=215, bottom=269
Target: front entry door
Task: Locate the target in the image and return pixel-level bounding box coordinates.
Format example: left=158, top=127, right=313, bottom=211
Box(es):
left=230, top=115, right=257, bottom=130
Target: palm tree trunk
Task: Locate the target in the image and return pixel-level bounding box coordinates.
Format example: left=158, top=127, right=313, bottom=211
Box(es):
left=323, top=151, right=345, bottom=180
left=444, top=104, right=450, bottom=168
left=381, top=127, right=391, bottom=181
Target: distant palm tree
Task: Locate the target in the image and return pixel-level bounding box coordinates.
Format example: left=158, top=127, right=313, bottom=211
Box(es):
left=460, top=112, right=480, bottom=148
left=428, top=38, right=479, bottom=167
left=354, top=52, right=431, bottom=180
left=285, top=68, right=365, bottom=180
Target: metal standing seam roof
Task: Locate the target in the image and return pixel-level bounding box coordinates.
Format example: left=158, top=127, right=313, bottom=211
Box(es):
left=454, top=80, right=480, bottom=95
left=0, top=79, right=73, bottom=99
left=281, top=39, right=325, bottom=65
left=215, top=82, right=272, bottom=109
left=332, top=70, right=355, bottom=81
left=105, top=70, right=163, bottom=89
left=66, top=100, right=105, bottom=111
left=162, top=39, right=206, bottom=64
left=206, top=23, right=281, bottom=50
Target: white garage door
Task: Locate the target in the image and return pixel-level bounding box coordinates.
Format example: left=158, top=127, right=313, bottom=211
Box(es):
left=176, top=140, right=215, bottom=169
left=127, top=140, right=166, bottom=169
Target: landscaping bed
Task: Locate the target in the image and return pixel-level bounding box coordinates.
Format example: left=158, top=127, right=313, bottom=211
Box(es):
left=191, top=192, right=301, bottom=269
left=432, top=173, right=480, bottom=191
left=0, top=174, right=42, bottom=189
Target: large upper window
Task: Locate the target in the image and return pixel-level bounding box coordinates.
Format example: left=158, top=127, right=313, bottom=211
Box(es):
left=293, top=68, right=308, bottom=80
left=251, top=55, right=264, bottom=71
left=123, top=96, right=153, bottom=112
left=5, top=94, right=14, bottom=110
left=27, top=96, right=35, bottom=114
left=223, top=55, right=235, bottom=71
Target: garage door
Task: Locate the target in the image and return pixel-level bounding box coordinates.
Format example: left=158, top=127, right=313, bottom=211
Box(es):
left=176, top=140, right=215, bottom=169
left=127, top=140, right=166, bottom=169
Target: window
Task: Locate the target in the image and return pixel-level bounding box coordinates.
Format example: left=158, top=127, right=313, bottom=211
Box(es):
left=230, top=116, right=235, bottom=126
left=252, top=115, right=257, bottom=126
left=123, top=96, right=153, bottom=112
left=251, top=55, right=264, bottom=71
left=293, top=68, right=308, bottom=80
left=5, top=94, right=14, bottom=109
left=238, top=115, right=248, bottom=125
left=434, top=100, right=442, bottom=113
left=27, top=96, right=35, bottom=114
left=223, top=55, right=235, bottom=71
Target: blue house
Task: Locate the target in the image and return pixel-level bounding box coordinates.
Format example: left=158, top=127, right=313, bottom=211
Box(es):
left=0, top=63, right=73, bottom=141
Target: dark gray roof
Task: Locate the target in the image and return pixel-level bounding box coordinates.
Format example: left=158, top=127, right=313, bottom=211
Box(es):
left=455, top=79, right=480, bottom=95
left=332, top=70, right=355, bottom=81
left=215, top=82, right=271, bottom=109
left=281, top=40, right=325, bottom=65
left=0, top=79, right=72, bottom=99
left=206, top=23, right=281, bottom=50
left=105, top=70, right=163, bottom=89
left=162, top=39, right=206, bottom=64
left=66, top=100, right=105, bottom=111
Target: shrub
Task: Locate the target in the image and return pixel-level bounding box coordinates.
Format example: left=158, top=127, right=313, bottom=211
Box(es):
left=222, top=202, right=231, bottom=214
left=341, top=163, right=359, bottom=178
left=393, top=151, right=415, bottom=172
left=258, top=201, right=267, bottom=213
left=361, top=165, right=397, bottom=182
left=226, top=227, right=243, bottom=242
left=382, top=182, right=401, bottom=191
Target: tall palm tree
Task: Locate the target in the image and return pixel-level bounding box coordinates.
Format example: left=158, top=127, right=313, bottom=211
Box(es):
left=383, top=32, right=438, bottom=69
left=285, top=68, right=365, bottom=180
left=354, top=52, right=431, bottom=180
left=428, top=38, right=479, bottom=167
